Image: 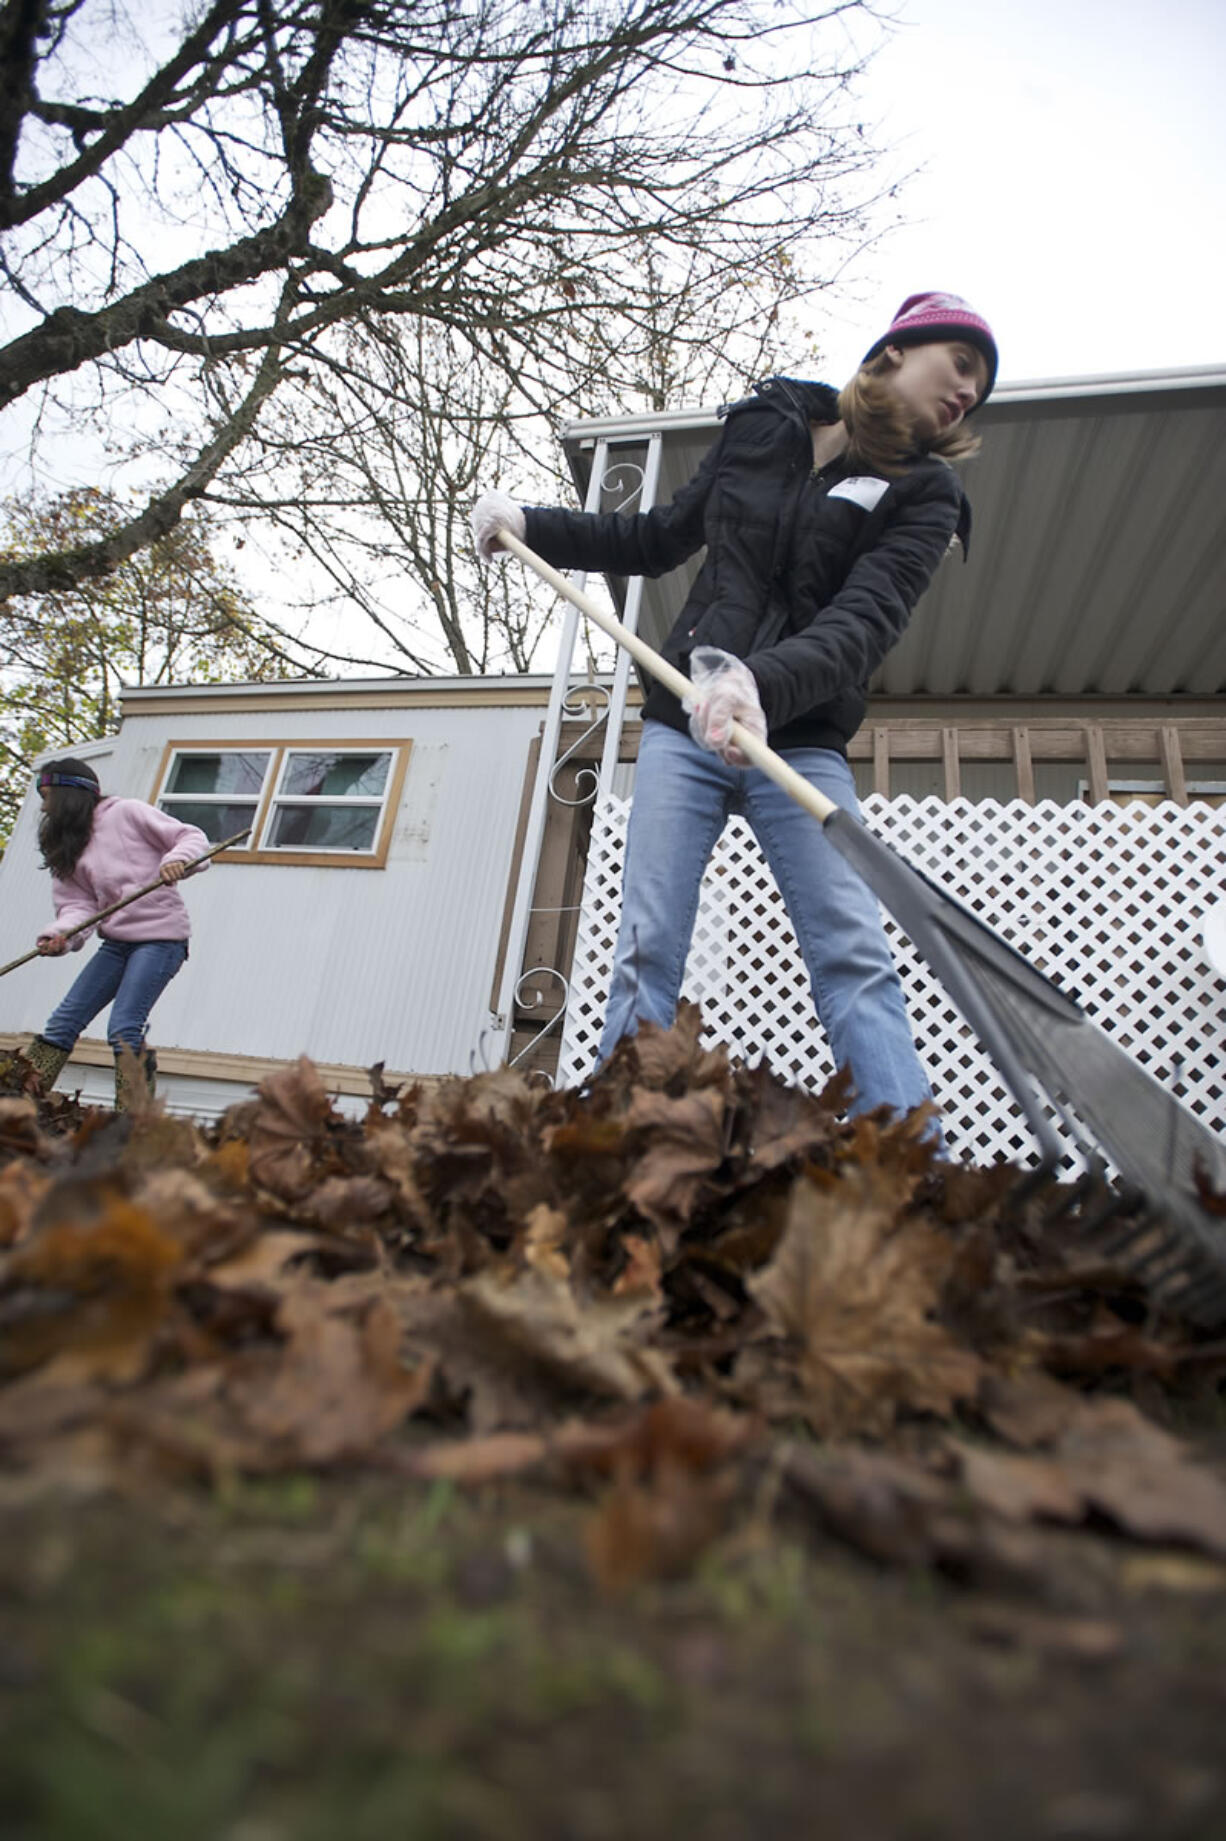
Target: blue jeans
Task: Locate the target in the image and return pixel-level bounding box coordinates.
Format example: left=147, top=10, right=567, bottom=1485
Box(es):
left=43, top=937, right=189, bottom=1056
left=598, top=721, right=935, bottom=1119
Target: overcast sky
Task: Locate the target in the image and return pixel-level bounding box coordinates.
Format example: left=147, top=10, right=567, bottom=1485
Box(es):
left=812, top=0, right=1225, bottom=387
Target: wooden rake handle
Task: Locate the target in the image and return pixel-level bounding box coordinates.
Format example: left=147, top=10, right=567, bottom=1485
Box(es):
left=498, top=530, right=840, bottom=825
left=0, top=828, right=251, bottom=980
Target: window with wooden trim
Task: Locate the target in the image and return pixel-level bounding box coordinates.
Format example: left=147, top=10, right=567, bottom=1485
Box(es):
left=154, top=741, right=411, bottom=866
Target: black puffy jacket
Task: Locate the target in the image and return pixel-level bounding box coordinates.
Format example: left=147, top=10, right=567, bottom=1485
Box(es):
left=523, top=376, right=972, bottom=755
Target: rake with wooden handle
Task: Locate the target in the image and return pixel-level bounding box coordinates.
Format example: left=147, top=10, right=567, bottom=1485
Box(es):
left=0, top=830, right=251, bottom=979
left=501, top=529, right=1226, bottom=1327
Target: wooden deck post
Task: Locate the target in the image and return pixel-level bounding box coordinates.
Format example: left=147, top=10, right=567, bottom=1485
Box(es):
left=1011, top=726, right=1035, bottom=804
left=941, top=727, right=961, bottom=801
left=873, top=727, right=891, bottom=799
left=1159, top=725, right=1188, bottom=805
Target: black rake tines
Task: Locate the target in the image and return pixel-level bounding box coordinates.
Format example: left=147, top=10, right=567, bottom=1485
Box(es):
left=824, top=807, right=1226, bottom=1327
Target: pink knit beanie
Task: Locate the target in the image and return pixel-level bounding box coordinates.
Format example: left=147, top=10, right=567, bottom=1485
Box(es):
left=862, top=292, right=998, bottom=407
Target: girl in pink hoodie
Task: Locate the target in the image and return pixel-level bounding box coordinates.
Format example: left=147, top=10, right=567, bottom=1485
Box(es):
left=25, top=758, right=210, bottom=1108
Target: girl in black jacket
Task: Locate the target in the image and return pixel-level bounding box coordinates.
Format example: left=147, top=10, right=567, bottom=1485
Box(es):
left=473, top=293, right=997, bottom=1123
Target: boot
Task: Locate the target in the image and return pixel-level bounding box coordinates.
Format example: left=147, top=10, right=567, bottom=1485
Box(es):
left=113, top=1044, right=157, bottom=1112
left=24, top=1034, right=71, bottom=1094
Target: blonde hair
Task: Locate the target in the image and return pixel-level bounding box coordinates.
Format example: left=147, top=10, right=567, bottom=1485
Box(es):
left=837, top=353, right=981, bottom=477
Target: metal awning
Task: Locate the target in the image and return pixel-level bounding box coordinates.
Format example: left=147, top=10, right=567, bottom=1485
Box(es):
left=560, top=364, right=1226, bottom=699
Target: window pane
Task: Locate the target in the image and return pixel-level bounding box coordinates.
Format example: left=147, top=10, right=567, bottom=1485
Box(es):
left=281, top=751, right=390, bottom=799
left=265, top=803, right=379, bottom=851
left=159, top=800, right=258, bottom=843
left=166, top=751, right=270, bottom=796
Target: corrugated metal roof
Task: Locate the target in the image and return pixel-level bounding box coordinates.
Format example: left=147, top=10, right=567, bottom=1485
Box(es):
left=560, top=367, right=1226, bottom=699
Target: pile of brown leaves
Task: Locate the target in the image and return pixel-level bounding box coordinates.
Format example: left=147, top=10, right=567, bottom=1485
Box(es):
left=2, top=1007, right=1224, bottom=1589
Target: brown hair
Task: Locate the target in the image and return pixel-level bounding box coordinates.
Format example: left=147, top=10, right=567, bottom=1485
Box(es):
left=37, top=757, right=101, bottom=879
left=837, top=354, right=981, bottom=477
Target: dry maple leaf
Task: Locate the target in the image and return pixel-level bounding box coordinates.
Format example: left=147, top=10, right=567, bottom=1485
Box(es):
left=734, top=1061, right=845, bottom=1174
left=747, top=1165, right=983, bottom=1438
left=0, top=1097, right=52, bottom=1164
left=555, top=1396, right=759, bottom=1481
left=402, top=1069, right=557, bottom=1251
left=942, top=1393, right=1226, bottom=1561
left=6, top=1195, right=185, bottom=1295
left=0, top=1160, right=51, bottom=1249
left=457, top=1261, right=677, bottom=1410
left=229, top=1290, right=430, bottom=1466
left=0, top=1193, right=186, bottom=1380
left=303, top=1173, right=396, bottom=1234
left=611, top=1233, right=663, bottom=1302
left=521, top=1203, right=571, bottom=1281
left=205, top=1226, right=345, bottom=1291
left=621, top=1003, right=730, bottom=1092
left=1053, top=1396, right=1226, bottom=1558
left=131, top=1167, right=249, bottom=1263
left=247, top=1057, right=338, bottom=1200
left=623, top=1085, right=730, bottom=1234
left=402, top=1430, right=550, bottom=1484
left=364, top=1120, right=432, bottom=1233
left=975, top=1368, right=1081, bottom=1449
left=585, top=1465, right=735, bottom=1591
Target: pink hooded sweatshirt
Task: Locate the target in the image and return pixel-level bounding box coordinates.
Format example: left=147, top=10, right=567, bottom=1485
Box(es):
left=39, top=798, right=211, bottom=950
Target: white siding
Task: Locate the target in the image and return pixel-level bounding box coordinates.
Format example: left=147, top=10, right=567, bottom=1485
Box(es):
left=0, top=697, right=544, bottom=1082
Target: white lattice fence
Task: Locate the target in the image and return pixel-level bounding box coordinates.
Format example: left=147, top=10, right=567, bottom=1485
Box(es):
left=556, top=794, right=1226, bottom=1164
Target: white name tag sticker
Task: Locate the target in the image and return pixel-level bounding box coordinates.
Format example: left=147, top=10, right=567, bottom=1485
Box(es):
left=827, top=475, right=890, bottom=511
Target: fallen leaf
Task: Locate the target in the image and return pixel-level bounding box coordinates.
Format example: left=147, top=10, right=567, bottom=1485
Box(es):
left=132, top=1167, right=248, bottom=1262
left=586, top=1466, right=734, bottom=1590
left=305, top=1174, right=396, bottom=1232
left=947, top=1396, right=1226, bottom=1560
left=611, top=1233, right=663, bottom=1302
left=457, top=1261, right=676, bottom=1408
left=954, top=1444, right=1083, bottom=1523
left=205, top=1228, right=338, bottom=1290
left=0, top=1098, right=50, bottom=1163
left=1057, top=1396, right=1226, bottom=1559
left=0, top=1160, right=51, bottom=1247
left=229, top=1291, right=431, bottom=1464
left=247, top=1057, right=338, bottom=1199
left=738, top=1061, right=844, bottom=1173
left=976, top=1369, right=1081, bottom=1448
left=404, top=1431, right=549, bottom=1483
left=747, top=1167, right=982, bottom=1436
left=556, top=1396, right=758, bottom=1480
left=624, top=1003, right=729, bottom=1091
left=623, top=1085, right=729, bottom=1233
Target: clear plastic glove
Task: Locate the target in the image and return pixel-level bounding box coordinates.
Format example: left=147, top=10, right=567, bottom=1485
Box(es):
left=470, top=490, right=526, bottom=562
left=685, top=646, right=767, bottom=766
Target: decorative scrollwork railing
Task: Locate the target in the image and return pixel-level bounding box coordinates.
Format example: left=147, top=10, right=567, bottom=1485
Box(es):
left=506, top=966, right=571, bottom=1083
left=601, top=459, right=646, bottom=514
left=548, top=683, right=610, bottom=807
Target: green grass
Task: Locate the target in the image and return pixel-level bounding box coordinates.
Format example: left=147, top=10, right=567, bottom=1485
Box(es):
left=2, top=1472, right=1225, bottom=1841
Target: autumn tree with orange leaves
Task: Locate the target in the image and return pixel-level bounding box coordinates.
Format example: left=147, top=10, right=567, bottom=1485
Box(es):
left=0, top=487, right=316, bottom=844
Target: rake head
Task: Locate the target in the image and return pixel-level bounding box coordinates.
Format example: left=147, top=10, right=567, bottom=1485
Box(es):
left=825, top=809, right=1226, bottom=1328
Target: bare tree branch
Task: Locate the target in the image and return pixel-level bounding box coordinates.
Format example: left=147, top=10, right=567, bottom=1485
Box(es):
left=0, top=0, right=895, bottom=660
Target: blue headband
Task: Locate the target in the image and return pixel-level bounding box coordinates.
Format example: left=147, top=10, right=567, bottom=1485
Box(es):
left=37, top=771, right=100, bottom=795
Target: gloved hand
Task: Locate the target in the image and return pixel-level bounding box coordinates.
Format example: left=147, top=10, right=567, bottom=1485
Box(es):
left=470, top=490, right=526, bottom=562
left=686, top=646, right=767, bottom=766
